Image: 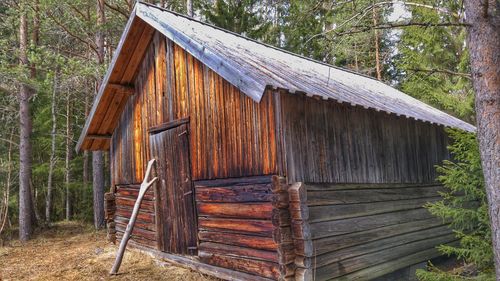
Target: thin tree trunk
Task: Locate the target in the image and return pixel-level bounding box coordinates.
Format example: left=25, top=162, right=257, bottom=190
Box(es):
left=352, top=1, right=359, bottom=72
left=83, top=93, right=90, bottom=187
left=31, top=0, right=40, bottom=78
left=93, top=151, right=105, bottom=228
left=463, top=0, right=500, bottom=277
left=29, top=0, right=42, bottom=227
left=187, top=0, right=193, bottom=17
left=0, top=131, right=14, bottom=235
left=372, top=2, right=382, bottom=80
left=45, top=70, right=58, bottom=223
left=65, top=96, right=73, bottom=220
left=93, top=0, right=106, bottom=230
left=18, top=3, right=33, bottom=241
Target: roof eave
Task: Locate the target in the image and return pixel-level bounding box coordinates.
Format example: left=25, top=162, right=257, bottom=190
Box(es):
left=75, top=6, right=139, bottom=152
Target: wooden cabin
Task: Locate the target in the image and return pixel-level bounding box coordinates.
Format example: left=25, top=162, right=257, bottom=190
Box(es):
left=77, top=3, right=475, bottom=281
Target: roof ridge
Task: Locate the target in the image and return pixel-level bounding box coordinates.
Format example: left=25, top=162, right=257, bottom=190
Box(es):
left=137, top=1, right=386, bottom=85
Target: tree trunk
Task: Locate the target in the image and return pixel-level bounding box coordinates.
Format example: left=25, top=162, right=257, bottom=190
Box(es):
left=372, top=3, right=382, bottom=80
left=83, top=94, right=90, bottom=187
left=93, top=151, right=105, bottom=228
left=187, top=0, right=194, bottom=17
left=93, top=0, right=106, bottom=230
left=65, top=96, right=73, bottom=220
left=463, top=0, right=500, bottom=277
left=45, top=71, right=58, bottom=223
left=31, top=0, right=40, bottom=78
left=18, top=4, right=34, bottom=241
left=0, top=130, right=14, bottom=235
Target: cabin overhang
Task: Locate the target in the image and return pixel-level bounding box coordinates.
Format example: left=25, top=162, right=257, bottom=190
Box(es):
left=76, top=7, right=156, bottom=151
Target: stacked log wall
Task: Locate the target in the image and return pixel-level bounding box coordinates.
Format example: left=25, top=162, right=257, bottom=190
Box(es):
left=114, top=184, right=158, bottom=249
left=289, top=182, right=457, bottom=281
left=195, top=175, right=295, bottom=280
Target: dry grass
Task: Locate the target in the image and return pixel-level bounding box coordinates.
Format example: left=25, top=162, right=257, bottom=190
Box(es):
left=0, top=221, right=216, bottom=281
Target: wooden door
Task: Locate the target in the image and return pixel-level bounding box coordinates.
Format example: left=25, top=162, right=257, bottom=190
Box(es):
left=149, top=121, right=197, bottom=255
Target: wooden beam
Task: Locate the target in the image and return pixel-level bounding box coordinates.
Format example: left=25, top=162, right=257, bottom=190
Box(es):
left=131, top=244, right=275, bottom=281
left=108, top=83, right=135, bottom=95
left=148, top=117, right=190, bottom=135
left=87, top=134, right=112, bottom=140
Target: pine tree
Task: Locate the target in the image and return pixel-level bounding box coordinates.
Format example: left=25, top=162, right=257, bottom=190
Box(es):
left=201, top=0, right=272, bottom=40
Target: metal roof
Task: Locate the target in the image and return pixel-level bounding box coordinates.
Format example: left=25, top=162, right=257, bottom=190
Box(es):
left=136, top=2, right=475, bottom=132
left=76, top=2, right=475, bottom=151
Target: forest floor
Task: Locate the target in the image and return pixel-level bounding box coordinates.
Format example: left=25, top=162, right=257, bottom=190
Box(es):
left=0, top=221, right=216, bottom=281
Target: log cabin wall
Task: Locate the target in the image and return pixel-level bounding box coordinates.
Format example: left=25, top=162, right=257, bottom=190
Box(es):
left=278, top=92, right=455, bottom=280
left=289, top=182, right=457, bottom=281
left=114, top=184, right=157, bottom=249
left=110, top=31, right=282, bottom=186
left=279, top=92, right=450, bottom=184
left=194, top=176, right=282, bottom=280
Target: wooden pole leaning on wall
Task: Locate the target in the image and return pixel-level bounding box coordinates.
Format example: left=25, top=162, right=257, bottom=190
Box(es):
left=110, top=159, right=158, bottom=275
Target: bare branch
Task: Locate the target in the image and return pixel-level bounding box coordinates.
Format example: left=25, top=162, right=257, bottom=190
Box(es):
left=0, top=138, right=18, bottom=148
left=329, top=21, right=469, bottom=37
left=307, top=0, right=463, bottom=43
left=45, top=10, right=98, bottom=54
left=407, top=68, right=472, bottom=79
left=104, top=1, right=130, bottom=19
left=69, top=3, right=91, bottom=22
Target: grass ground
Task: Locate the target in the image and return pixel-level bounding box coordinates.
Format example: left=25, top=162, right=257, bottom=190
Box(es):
left=0, top=221, right=216, bottom=281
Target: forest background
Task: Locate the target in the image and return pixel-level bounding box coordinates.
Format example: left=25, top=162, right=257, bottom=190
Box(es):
left=0, top=0, right=487, bottom=280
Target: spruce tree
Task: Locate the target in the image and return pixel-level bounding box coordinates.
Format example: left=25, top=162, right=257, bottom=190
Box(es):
left=416, top=129, right=494, bottom=281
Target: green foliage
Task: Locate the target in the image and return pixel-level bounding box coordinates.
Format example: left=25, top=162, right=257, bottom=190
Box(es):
left=202, top=0, right=272, bottom=40
left=393, top=1, right=474, bottom=122
left=417, top=129, right=494, bottom=280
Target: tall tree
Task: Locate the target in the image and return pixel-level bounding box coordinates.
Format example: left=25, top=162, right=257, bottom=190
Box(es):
left=93, top=0, right=106, bottom=229
left=65, top=93, right=73, bottom=221
left=45, top=70, right=58, bottom=223
left=463, top=0, right=500, bottom=277
left=18, top=1, right=34, bottom=241
left=371, top=1, right=382, bottom=80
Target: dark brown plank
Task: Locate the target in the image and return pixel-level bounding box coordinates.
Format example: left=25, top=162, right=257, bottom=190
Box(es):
left=199, top=251, right=280, bottom=280
left=195, top=185, right=274, bottom=203
left=198, top=217, right=274, bottom=237
left=198, top=231, right=278, bottom=251
left=199, top=242, right=278, bottom=262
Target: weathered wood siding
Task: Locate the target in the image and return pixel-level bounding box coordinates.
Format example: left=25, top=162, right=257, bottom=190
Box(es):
left=195, top=176, right=281, bottom=280
left=115, top=184, right=157, bottom=249
left=289, top=182, right=456, bottom=281
left=110, top=31, right=281, bottom=185
left=279, top=92, right=450, bottom=183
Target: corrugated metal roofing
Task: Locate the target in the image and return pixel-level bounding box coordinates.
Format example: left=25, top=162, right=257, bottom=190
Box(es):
left=136, top=2, right=475, bottom=132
